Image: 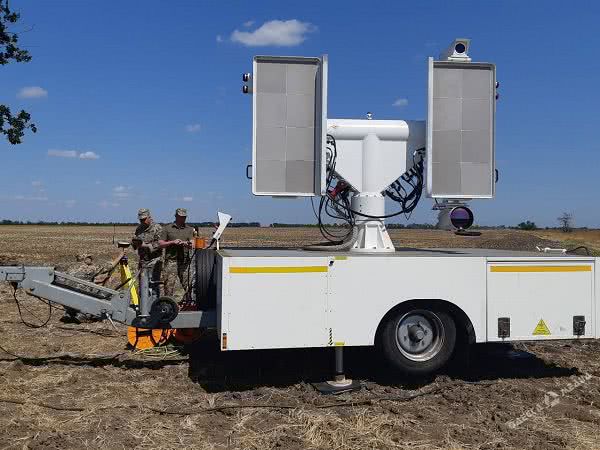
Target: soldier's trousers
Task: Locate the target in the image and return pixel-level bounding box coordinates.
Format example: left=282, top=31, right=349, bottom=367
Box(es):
left=162, top=259, right=193, bottom=301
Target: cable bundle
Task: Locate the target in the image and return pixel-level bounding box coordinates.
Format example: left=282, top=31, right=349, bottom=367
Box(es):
left=311, top=135, right=355, bottom=243
left=383, top=148, right=425, bottom=220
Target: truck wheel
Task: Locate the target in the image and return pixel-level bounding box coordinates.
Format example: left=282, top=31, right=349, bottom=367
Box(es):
left=380, top=306, right=456, bottom=376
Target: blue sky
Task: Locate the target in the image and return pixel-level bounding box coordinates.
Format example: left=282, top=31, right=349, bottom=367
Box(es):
left=1, top=1, right=599, bottom=227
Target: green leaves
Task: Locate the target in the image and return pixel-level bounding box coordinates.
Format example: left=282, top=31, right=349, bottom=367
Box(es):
left=0, top=0, right=31, bottom=65
left=1, top=0, right=35, bottom=145
left=0, top=105, right=37, bottom=145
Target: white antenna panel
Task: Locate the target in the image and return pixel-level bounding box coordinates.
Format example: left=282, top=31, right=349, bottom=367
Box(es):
left=427, top=58, right=496, bottom=199
left=252, top=55, right=328, bottom=197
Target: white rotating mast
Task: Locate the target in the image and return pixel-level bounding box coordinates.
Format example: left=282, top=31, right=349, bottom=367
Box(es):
left=327, top=118, right=425, bottom=253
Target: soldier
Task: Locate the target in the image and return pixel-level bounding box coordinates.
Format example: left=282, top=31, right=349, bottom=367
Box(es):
left=131, top=208, right=163, bottom=299
left=159, top=208, right=196, bottom=300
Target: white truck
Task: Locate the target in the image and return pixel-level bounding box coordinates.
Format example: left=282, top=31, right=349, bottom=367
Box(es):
left=2, top=39, right=596, bottom=390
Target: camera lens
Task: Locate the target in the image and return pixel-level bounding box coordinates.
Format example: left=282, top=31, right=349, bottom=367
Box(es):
left=450, top=206, right=474, bottom=230
left=455, top=42, right=466, bottom=54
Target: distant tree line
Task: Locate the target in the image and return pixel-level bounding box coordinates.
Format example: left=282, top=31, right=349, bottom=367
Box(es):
left=190, top=222, right=260, bottom=228
left=0, top=218, right=593, bottom=231
left=270, top=222, right=438, bottom=229
left=0, top=219, right=260, bottom=227
left=516, top=220, right=538, bottom=231
left=387, top=223, right=437, bottom=229
left=270, top=223, right=320, bottom=228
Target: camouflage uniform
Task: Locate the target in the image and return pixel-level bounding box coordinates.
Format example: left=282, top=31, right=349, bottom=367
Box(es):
left=160, top=208, right=196, bottom=300
left=131, top=208, right=163, bottom=297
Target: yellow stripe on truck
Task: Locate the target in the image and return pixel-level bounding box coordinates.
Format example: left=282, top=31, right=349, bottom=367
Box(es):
left=229, top=266, right=328, bottom=274
left=490, top=265, right=592, bottom=273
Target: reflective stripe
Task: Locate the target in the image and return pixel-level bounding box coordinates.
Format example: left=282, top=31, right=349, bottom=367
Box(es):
left=229, top=266, right=328, bottom=274
left=490, top=265, right=592, bottom=273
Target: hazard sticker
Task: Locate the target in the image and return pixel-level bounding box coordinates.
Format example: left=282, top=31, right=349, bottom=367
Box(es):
left=533, top=319, right=551, bottom=336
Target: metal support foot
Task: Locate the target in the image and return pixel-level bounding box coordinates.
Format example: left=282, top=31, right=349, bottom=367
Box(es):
left=313, top=346, right=361, bottom=395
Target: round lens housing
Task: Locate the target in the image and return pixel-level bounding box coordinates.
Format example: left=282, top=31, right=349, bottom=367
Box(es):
left=454, top=42, right=466, bottom=54
left=450, top=206, right=474, bottom=230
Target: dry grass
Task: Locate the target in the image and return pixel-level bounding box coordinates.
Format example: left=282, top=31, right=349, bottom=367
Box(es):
left=534, top=229, right=600, bottom=256
left=0, top=226, right=600, bottom=449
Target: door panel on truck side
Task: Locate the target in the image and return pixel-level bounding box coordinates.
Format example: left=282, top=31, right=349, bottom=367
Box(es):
left=486, top=260, right=595, bottom=341
left=327, top=255, right=487, bottom=346
left=219, top=256, right=330, bottom=350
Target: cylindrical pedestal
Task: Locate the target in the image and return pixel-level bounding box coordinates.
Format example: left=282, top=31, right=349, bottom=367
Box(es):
left=436, top=208, right=453, bottom=230
left=138, top=262, right=153, bottom=322
left=350, top=193, right=395, bottom=253
left=334, top=345, right=345, bottom=382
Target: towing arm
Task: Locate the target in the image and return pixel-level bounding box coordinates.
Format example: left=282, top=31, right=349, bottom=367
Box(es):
left=0, top=266, right=216, bottom=329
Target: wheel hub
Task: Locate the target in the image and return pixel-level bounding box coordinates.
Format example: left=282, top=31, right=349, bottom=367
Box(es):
left=396, top=311, right=445, bottom=362
left=408, top=324, right=425, bottom=341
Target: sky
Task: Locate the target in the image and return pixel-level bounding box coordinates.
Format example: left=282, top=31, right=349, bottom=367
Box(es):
left=1, top=1, right=599, bottom=227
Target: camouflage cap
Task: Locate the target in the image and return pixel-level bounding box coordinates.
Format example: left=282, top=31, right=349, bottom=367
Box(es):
left=175, top=208, right=187, bottom=217
left=138, top=208, right=151, bottom=219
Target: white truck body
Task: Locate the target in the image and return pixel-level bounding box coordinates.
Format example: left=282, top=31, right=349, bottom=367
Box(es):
left=216, top=248, right=598, bottom=350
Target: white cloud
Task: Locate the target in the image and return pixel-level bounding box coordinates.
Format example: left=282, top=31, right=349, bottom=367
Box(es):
left=48, top=149, right=78, bottom=158
left=230, top=19, right=316, bottom=47
left=64, top=200, right=76, bottom=208
left=17, top=86, right=48, bottom=99
left=13, top=194, right=48, bottom=201
left=99, top=200, right=120, bottom=208
left=31, top=180, right=43, bottom=187
left=113, top=185, right=132, bottom=198
left=216, top=34, right=223, bottom=43
left=393, top=98, right=409, bottom=107
left=182, top=196, right=193, bottom=202
left=243, top=20, right=255, bottom=27
left=185, top=123, right=201, bottom=133
left=48, top=149, right=100, bottom=160
left=79, top=151, right=100, bottom=160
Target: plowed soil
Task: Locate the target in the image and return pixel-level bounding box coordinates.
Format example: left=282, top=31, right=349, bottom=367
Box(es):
left=1, top=226, right=599, bottom=450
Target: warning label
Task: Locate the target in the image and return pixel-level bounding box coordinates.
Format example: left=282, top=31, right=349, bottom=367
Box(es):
left=533, top=319, right=551, bottom=336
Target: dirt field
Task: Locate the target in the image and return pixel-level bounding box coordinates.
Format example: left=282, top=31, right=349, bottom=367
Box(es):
left=1, top=226, right=600, bottom=450
left=533, top=229, right=600, bottom=256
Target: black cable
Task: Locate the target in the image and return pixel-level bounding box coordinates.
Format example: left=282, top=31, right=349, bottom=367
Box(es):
left=313, top=134, right=355, bottom=243
left=12, top=287, right=52, bottom=328
left=114, top=277, right=133, bottom=291
left=567, top=246, right=591, bottom=256
left=309, top=197, right=320, bottom=222
left=329, top=148, right=426, bottom=220
left=28, top=293, right=67, bottom=312
left=0, top=342, right=25, bottom=360
left=327, top=192, right=421, bottom=219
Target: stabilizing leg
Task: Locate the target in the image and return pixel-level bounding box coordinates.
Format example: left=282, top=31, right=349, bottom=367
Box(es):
left=313, top=346, right=361, bottom=395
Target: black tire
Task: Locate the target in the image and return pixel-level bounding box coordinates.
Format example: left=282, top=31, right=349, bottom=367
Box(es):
left=379, top=304, right=457, bottom=376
